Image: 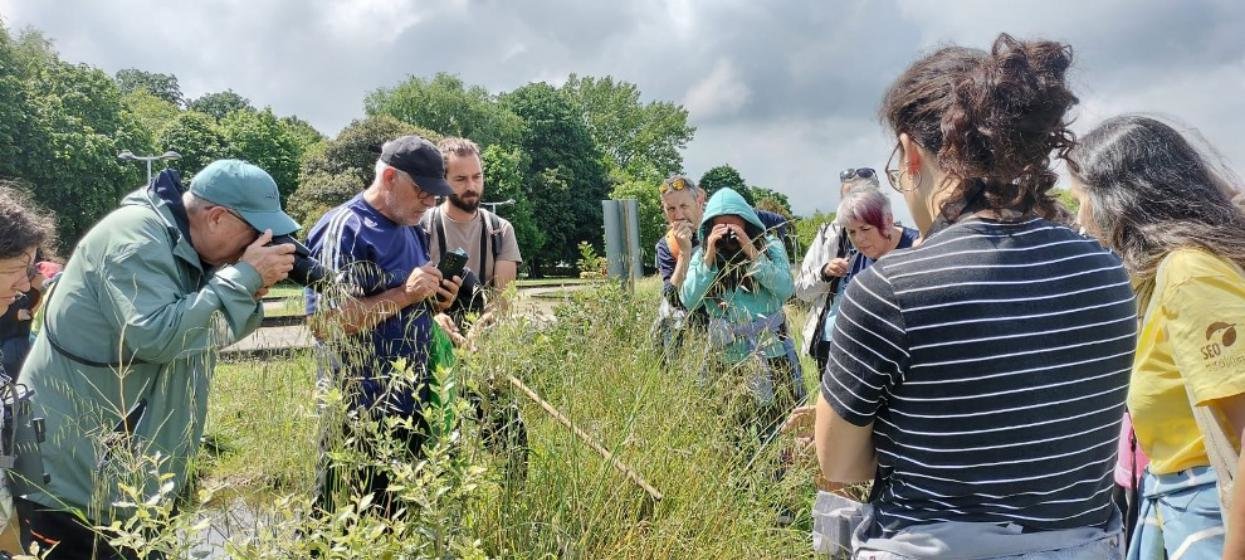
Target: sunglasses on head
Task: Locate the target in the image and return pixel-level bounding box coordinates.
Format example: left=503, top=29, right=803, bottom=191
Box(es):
left=839, top=168, right=876, bottom=182
left=660, top=177, right=690, bottom=194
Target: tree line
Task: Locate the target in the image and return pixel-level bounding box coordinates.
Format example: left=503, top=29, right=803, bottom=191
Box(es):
left=0, top=22, right=805, bottom=275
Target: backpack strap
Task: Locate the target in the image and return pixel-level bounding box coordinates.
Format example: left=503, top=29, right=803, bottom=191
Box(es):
left=432, top=206, right=448, bottom=262
left=477, top=209, right=505, bottom=288
left=478, top=210, right=490, bottom=288
left=488, top=211, right=503, bottom=260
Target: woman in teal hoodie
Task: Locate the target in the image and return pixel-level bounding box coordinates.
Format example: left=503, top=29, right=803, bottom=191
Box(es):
left=680, top=188, right=801, bottom=432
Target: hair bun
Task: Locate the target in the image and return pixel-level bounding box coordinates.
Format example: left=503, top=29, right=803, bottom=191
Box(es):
left=884, top=33, right=1078, bottom=220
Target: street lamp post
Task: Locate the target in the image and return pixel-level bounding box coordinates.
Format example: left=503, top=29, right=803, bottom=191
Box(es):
left=118, top=150, right=182, bottom=184
left=483, top=199, right=516, bottom=213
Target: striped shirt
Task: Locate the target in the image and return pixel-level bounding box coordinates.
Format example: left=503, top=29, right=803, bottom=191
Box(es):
left=822, top=217, right=1137, bottom=537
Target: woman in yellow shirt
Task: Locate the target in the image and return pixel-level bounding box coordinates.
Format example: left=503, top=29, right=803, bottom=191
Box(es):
left=1069, top=115, right=1245, bottom=560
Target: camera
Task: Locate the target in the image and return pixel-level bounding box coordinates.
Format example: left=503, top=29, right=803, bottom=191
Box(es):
left=438, top=247, right=469, bottom=281
left=716, top=228, right=742, bottom=254
left=269, top=234, right=328, bottom=288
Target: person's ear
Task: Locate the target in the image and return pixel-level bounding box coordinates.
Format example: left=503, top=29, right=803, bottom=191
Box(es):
left=899, top=133, right=922, bottom=174
left=205, top=206, right=225, bottom=228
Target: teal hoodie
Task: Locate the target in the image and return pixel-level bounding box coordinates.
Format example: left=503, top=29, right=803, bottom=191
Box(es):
left=679, top=188, right=793, bottom=362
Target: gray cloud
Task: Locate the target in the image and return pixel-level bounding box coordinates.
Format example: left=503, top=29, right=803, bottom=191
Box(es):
left=3, top=0, right=1242, bottom=222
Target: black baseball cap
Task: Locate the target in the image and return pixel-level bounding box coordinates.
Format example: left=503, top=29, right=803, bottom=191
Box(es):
left=380, top=135, right=454, bottom=196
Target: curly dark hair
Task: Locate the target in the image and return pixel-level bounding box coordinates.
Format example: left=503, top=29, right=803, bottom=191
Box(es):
left=0, top=182, right=56, bottom=260
left=881, top=33, right=1078, bottom=222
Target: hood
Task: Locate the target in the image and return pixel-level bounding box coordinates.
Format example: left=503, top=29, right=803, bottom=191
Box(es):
left=698, top=188, right=765, bottom=241
left=120, top=169, right=203, bottom=269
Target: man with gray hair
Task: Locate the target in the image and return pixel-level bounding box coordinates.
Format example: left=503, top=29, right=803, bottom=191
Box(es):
left=15, top=160, right=298, bottom=558
left=305, top=134, right=461, bottom=516
left=794, top=168, right=883, bottom=373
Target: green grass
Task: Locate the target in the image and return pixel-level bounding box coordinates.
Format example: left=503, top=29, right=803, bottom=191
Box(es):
left=260, top=295, right=307, bottom=318
left=190, top=280, right=823, bottom=557
left=202, top=351, right=320, bottom=500
left=263, top=282, right=306, bottom=300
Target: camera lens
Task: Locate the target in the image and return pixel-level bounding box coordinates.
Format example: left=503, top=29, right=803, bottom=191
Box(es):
left=268, top=234, right=328, bottom=288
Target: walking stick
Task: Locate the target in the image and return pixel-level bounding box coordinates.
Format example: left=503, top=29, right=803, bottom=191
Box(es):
left=506, top=374, right=664, bottom=502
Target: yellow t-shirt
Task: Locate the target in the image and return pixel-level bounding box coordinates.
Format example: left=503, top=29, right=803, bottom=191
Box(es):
left=1129, top=248, right=1245, bottom=474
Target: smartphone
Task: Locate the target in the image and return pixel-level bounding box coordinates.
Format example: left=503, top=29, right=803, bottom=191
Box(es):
left=438, top=248, right=469, bottom=280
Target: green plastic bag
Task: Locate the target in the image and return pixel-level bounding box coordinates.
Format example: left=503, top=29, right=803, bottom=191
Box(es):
left=425, top=322, right=459, bottom=437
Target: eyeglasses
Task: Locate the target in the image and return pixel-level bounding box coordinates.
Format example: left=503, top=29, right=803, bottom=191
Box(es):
left=884, top=142, right=919, bottom=193
left=660, top=177, right=690, bottom=194
left=216, top=206, right=258, bottom=234
left=839, top=168, right=876, bottom=182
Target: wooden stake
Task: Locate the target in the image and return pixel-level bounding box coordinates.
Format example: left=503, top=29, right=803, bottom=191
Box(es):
left=506, top=374, right=664, bottom=502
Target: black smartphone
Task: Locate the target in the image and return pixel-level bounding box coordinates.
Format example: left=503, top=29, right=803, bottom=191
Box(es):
left=438, top=248, right=469, bottom=280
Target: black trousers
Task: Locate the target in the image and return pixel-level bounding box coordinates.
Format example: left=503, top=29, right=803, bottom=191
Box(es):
left=315, top=418, right=429, bottom=519
left=14, top=498, right=153, bottom=560
left=813, top=337, right=831, bottom=377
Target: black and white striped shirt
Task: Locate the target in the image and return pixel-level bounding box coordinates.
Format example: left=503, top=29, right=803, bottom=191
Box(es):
left=823, top=217, right=1136, bottom=537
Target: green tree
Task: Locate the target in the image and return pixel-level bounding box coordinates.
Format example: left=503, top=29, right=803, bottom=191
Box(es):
left=794, top=210, right=836, bottom=258
left=280, top=115, right=325, bottom=153
left=20, top=50, right=149, bottom=248
left=502, top=83, right=610, bottom=276
left=290, top=115, right=439, bottom=227
left=561, top=74, right=695, bottom=181
left=114, top=68, right=183, bottom=106
left=699, top=164, right=754, bottom=205
left=221, top=108, right=303, bottom=203
left=121, top=89, right=181, bottom=142
left=299, top=114, right=439, bottom=186
left=365, top=72, right=522, bottom=148
left=1054, top=188, right=1080, bottom=216
left=0, top=24, right=41, bottom=181
left=609, top=178, right=664, bottom=269
left=481, top=144, right=543, bottom=271
left=187, top=89, right=254, bottom=121
left=286, top=170, right=359, bottom=228
left=157, top=111, right=235, bottom=179
left=751, top=186, right=793, bottom=218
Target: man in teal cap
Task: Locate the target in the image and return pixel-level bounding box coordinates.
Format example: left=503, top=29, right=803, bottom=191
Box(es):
left=14, top=160, right=297, bottom=558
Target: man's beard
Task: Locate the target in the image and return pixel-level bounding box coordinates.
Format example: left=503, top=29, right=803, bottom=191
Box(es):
left=449, top=192, right=481, bottom=213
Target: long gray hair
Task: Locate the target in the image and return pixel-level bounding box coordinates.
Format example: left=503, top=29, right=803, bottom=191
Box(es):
left=1068, top=115, right=1245, bottom=292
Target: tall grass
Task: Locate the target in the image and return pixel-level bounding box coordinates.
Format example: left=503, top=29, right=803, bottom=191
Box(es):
left=114, top=278, right=822, bottom=558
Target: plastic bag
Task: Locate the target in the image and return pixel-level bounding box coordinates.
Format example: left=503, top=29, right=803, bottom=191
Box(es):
left=812, top=490, right=866, bottom=557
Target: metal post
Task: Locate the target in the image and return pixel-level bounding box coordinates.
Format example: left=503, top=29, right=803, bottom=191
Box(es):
left=602, top=200, right=625, bottom=280
left=118, top=150, right=182, bottom=185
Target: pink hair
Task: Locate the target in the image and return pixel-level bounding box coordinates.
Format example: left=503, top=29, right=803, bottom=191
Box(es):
left=836, top=188, right=894, bottom=239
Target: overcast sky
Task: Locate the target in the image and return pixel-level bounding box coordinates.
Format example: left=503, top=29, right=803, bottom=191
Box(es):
left=3, top=0, right=1243, bottom=221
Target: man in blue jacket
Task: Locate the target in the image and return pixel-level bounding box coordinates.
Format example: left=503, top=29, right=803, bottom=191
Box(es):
left=305, top=135, right=461, bottom=516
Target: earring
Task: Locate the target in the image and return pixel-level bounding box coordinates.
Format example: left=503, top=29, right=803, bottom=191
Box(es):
left=901, top=168, right=922, bottom=193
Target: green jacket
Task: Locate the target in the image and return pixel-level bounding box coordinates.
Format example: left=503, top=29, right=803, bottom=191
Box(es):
left=16, top=186, right=263, bottom=522
left=680, top=188, right=794, bottom=362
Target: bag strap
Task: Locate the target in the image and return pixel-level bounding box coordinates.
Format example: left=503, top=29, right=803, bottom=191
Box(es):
left=432, top=207, right=448, bottom=262
left=478, top=210, right=491, bottom=287
left=44, top=316, right=149, bottom=369
left=489, top=211, right=503, bottom=264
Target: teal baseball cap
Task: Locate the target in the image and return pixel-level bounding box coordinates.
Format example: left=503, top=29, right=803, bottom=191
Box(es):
left=189, top=159, right=300, bottom=236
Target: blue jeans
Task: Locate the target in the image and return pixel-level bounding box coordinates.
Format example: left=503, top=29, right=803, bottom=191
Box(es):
left=1127, top=466, right=1225, bottom=560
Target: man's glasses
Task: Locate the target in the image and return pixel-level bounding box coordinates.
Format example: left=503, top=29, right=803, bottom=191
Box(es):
left=660, top=177, right=691, bottom=194
left=839, top=168, right=876, bottom=182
